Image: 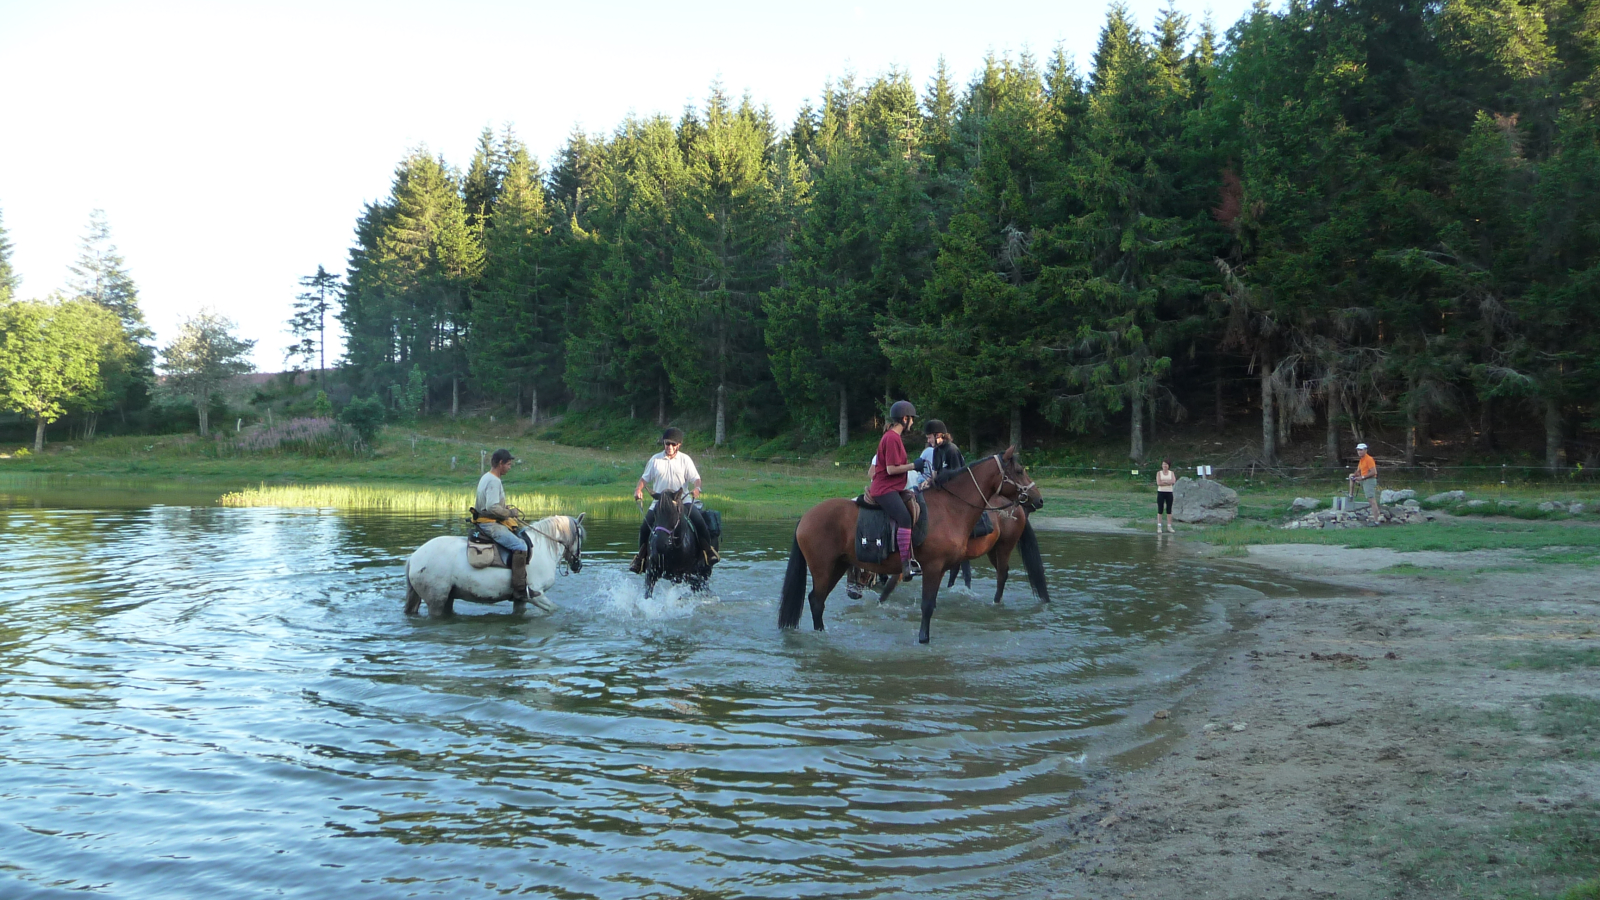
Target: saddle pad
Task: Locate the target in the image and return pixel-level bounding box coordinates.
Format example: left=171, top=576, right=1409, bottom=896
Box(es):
left=853, top=493, right=930, bottom=563
left=854, top=508, right=894, bottom=564
left=971, top=510, right=994, bottom=539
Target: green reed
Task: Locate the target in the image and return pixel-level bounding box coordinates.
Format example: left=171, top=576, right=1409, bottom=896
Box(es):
left=217, top=483, right=640, bottom=519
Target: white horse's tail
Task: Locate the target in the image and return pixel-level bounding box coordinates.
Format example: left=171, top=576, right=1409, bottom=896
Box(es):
left=403, top=555, right=422, bottom=614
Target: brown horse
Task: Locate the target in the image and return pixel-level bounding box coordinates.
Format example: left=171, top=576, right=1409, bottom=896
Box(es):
left=779, top=447, right=1042, bottom=643
left=851, top=499, right=1051, bottom=606
left=946, top=498, right=1050, bottom=604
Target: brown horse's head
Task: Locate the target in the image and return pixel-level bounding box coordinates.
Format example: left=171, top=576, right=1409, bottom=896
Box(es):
left=1000, top=446, right=1044, bottom=510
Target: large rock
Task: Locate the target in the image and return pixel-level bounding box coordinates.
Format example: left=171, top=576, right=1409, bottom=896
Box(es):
left=1172, top=477, right=1239, bottom=524
left=1379, top=488, right=1416, bottom=504
left=1427, top=490, right=1466, bottom=504
left=1291, top=497, right=1321, bottom=512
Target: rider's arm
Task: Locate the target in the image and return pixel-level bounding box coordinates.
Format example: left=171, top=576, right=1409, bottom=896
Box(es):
left=885, top=462, right=917, bottom=475
left=692, top=477, right=702, bottom=498
left=635, top=477, right=649, bottom=500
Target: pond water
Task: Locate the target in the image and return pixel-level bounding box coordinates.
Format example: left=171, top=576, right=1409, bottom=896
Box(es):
left=0, top=483, right=1325, bottom=899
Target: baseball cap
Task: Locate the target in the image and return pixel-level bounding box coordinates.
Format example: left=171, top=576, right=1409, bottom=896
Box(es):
left=1356, top=443, right=1368, bottom=450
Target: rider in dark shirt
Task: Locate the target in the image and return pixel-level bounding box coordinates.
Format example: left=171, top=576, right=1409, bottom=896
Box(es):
left=923, top=419, right=967, bottom=486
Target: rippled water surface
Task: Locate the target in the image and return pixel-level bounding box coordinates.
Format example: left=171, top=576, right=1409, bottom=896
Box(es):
left=0, top=488, right=1321, bottom=898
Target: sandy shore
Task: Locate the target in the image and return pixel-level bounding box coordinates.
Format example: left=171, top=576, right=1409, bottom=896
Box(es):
left=1039, top=543, right=1600, bottom=899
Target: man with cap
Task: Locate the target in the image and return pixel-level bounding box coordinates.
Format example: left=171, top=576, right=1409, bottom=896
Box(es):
left=1349, top=443, right=1380, bottom=521
left=630, top=427, right=719, bottom=573
left=476, top=449, right=535, bottom=597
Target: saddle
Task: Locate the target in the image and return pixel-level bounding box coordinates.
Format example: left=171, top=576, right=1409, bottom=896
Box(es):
left=852, top=491, right=928, bottom=563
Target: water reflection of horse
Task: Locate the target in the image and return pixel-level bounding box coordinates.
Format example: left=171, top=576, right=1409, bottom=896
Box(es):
left=644, top=489, right=717, bottom=598
left=852, top=498, right=1050, bottom=606
left=780, top=448, right=1043, bottom=643
left=404, top=514, right=586, bottom=616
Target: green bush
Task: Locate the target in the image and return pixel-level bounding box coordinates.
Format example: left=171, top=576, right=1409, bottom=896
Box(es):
left=312, top=390, right=333, bottom=418
left=339, top=395, right=386, bottom=444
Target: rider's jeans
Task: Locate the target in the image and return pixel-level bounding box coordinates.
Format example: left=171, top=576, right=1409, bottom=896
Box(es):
left=480, top=522, right=529, bottom=556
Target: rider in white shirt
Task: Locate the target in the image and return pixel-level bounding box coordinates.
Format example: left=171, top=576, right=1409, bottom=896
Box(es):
left=630, top=427, right=719, bottom=572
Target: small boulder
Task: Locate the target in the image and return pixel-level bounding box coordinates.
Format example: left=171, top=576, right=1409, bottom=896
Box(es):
left=1466, top=499, right=1490, bottom=509
left=1379, top=488, right=1416, bottom=504
left=1402, top=499, right=1421, bottom=510
left=1570, top=502, right=1587, bottom=515
left=1291, top=497, right=1321, bottom=512
left=1538, top=501, right=1561, bottom=512
left=1172, top=477, right=1239, bottom=524
left=1499, top=500, right=1520, bottom=509
left=1427, top=490, right=1466, bottom=503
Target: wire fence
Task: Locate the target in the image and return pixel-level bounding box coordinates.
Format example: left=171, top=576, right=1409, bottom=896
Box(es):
left=1024, top=463, right=1598, bottom=486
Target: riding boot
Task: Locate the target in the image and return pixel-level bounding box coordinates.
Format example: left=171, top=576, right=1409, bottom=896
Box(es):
left=510, top=550, right=530, bottom=597
left=629, top=546, right=646, bottom=574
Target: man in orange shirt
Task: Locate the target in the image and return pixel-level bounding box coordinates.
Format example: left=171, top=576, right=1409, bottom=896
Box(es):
left=1349, top=443, right=1380, bottom=520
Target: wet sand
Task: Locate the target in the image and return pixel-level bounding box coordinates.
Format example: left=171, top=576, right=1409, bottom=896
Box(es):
left=1030, top=539, right=1600, bottom=899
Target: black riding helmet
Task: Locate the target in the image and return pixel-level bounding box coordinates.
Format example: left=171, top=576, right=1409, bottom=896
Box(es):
left=888, top=400, right=916, bottom=423
left=923, top=419, right=947, bottom=436
left=661, top=427, right=685, bottom=445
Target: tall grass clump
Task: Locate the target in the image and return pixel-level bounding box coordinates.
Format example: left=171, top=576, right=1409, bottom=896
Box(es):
left=217, top=483, right=638, bottom=519
left=235, top=418, right=362, bottom=457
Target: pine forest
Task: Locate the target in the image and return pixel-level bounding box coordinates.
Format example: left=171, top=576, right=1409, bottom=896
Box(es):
left=52, top=0, right=1600, bottom=468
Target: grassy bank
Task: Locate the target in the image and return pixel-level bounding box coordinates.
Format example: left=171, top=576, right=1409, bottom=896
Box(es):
left=2, top=421, right=865, bottom=519
left=8, top=420, right=1599, bottom=544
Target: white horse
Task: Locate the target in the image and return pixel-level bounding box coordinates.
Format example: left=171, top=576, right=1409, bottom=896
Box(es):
left=404, top=514, right=586, bottom=616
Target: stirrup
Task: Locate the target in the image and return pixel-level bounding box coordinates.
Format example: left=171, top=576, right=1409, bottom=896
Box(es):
left=907, top=558, right=922, bottom=577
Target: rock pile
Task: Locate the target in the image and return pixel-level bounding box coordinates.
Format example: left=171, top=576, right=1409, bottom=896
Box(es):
left=1538, top=500, right=1588, bottom=514
left=1283, top=505, right=1434, bottom=529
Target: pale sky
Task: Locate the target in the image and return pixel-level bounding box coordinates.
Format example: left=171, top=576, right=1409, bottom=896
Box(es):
left=0, top=0, right=1252, bottom=371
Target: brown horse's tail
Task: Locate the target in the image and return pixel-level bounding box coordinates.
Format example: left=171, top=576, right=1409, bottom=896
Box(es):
left=778, top=535, right=808, bottom=629
left=1019, top=520, right=1050, bottom=603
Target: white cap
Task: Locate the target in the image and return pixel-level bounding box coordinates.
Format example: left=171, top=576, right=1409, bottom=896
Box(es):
left=1356, top=443, right=1368, bottom=450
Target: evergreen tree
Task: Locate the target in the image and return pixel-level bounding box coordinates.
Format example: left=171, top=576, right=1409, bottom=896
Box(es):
left=287, top=265, right=342, bottom=382
left=0, top=207, right=17, bottom=303
left=66, top=209, right=153, bottom=427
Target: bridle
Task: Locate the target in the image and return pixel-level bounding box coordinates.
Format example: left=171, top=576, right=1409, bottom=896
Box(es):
left=939, top=455, right=1038, bottom=513
left=529, top=517, right=584, bottom=575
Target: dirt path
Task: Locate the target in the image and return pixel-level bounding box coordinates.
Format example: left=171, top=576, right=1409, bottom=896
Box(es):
left=1038, top=546, right=1600, bottom=899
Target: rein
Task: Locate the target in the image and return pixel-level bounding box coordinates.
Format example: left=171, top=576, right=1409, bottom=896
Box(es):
left=932, top=455, right=1035, bottom=513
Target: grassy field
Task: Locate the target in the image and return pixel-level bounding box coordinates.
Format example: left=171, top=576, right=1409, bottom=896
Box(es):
left=1, top=419, right=865, bottom=519
left=6, top=418, right=1599, bottom=552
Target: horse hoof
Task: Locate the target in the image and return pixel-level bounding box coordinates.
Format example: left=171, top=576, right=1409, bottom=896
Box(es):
left=917, top=632, right=930, bottom=644
left=846, top=589, right=862, bottom=600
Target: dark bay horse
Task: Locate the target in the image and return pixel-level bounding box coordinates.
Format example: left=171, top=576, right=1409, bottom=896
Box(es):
left=780, top=447, right=1041, bottom=643
left=645, top=489, right=714, bottom=598
left=946, top=499, right=1050, bottom=604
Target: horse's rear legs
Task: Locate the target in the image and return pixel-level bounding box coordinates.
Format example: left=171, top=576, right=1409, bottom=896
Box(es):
left=404, top=578, right=422, bottom=615
left=809, top=560, right=847, bottom=630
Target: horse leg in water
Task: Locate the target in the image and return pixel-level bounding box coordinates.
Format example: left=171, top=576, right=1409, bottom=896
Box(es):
left=808, top=558, right=848, bottom=630
left=876, top=573, right=900, bottom=604
left=404, top=578, right=422, bottom=615
left=917, top=567, right=942, bottom=644
left=989, top=547, right=1010, bottom=605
